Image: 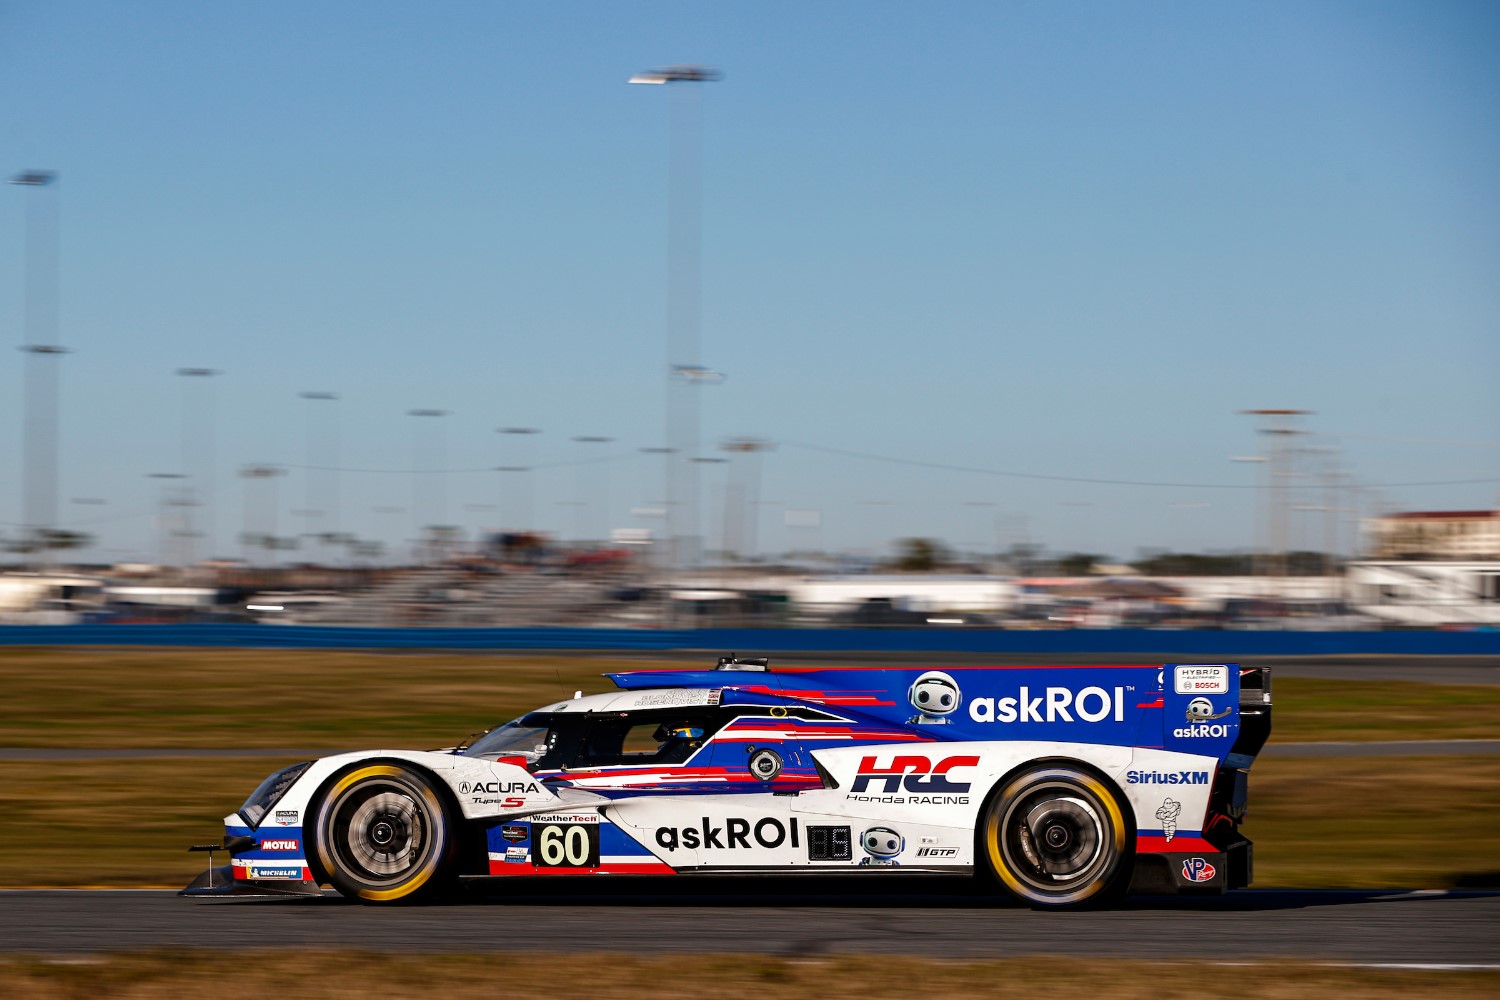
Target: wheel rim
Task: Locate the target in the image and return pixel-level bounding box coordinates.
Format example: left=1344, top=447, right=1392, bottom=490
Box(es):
left=1011, top=793, right=1103, bottom=882
left=989, top=772, right=1122, bottom=902
left=327, top=778, right=434, bottom=886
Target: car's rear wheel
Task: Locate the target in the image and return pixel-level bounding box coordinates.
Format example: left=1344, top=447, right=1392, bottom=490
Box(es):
left=313, top=763, right=453, bottom=903
left=980, top=764, right=1130, bottom=909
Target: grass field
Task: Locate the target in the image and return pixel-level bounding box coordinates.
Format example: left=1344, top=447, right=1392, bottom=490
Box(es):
left=1, top=754, right=1495, bottom=889
left=3, top=647, right=1498, bottom=748
left=3, top=952, right=1497, bottom=1000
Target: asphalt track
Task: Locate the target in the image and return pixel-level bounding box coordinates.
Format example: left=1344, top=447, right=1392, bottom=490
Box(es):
left=1, top=885, right=1496, bottom=964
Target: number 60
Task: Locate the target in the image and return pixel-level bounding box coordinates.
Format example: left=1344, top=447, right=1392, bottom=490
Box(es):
left=538, top=824, right=591, bottom=866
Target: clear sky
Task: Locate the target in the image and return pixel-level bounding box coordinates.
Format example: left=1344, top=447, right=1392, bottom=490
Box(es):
left=0, top=0, right=1497, bottom=565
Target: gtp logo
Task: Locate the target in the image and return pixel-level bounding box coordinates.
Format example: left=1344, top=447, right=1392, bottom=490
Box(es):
left=850, top=755, right=978, bottom=794
left=1182, top=857, right=1217, bottom=883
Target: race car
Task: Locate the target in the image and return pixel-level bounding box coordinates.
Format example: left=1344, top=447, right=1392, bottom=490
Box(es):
left=183, top=656, right=1271, bottom=908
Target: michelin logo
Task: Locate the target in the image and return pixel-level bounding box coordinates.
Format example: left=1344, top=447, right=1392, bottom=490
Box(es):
left=1155, top=798, right=1182, bottom=842
left=969, top=686, right=1126, bottom=724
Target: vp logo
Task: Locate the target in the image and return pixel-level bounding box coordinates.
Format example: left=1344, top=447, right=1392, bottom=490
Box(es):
left=849, top=755, right=978, bottom=794
left=1181, top=857, right=1218, bottom=883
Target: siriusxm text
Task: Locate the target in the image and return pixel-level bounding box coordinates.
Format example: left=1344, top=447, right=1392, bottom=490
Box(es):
left=1126, top=770, right=1210, bottom=785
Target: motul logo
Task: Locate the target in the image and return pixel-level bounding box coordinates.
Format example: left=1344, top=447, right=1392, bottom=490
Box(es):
left=260, top=839, right=299, bottom=852
left=849, top=755, right=978, bottom=794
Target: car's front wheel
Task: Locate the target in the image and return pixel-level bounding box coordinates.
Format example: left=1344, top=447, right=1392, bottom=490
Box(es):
left=313, top=763, right=453, bottom=903
left=980, top=764, right=1131, bottom=909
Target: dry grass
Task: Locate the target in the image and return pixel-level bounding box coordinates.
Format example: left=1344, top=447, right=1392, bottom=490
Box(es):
left=2, top=952, right=1497, bottom=1000
left=0, top=648, right=662, bottom=748
left=3, top=647, right=1499, bottom=749
left=1, top=754, right=1495, bottom=890
left=0, top=757, right=308, bottom=887
left=1247, top=754, right=1500, bottom=889
left=1269, top=676, right=1500, bottom=743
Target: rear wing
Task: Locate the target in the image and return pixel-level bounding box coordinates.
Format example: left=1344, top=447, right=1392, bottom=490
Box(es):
left=1233, top=666, right=1272, bottom=760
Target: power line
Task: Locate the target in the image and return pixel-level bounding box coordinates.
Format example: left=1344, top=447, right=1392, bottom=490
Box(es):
left=778, top=441, right=1500, bottom=491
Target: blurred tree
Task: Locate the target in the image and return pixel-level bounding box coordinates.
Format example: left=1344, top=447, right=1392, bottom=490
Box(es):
left=3, top=529, right=93, bottom=553
left=1134, top=550, right=1253, bottom=576
left=893, top=537, right=951, bottom=572
left=1057, top=552, right=1103, bottom=576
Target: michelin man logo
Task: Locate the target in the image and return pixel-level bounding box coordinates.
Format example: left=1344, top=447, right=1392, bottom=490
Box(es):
left=858, top=826, right=903, bottom=866
left=1155, top=797, right=1182, bottom=842
left=1185, top=697, right=1232, bottom=723
left=906, top=671, right=961, bottom=725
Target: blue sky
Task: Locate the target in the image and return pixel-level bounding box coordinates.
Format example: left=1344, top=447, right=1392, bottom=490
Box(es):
left=0, top=1, right=1496, bottom=563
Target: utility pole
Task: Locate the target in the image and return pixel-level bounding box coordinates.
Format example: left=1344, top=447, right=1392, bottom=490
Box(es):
left=722, top=438, right=773, bottom=562
left=176, top=367, right=221, bottom=567
left=1241, top=410, right=1312, bottom=589
left=300, top=392, right=339, bottom=565
left=11, top=170, right=65, bottom=568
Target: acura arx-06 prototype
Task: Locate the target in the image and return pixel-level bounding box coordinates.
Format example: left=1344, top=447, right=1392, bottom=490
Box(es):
left=184, top=657, right=1270, bottom=908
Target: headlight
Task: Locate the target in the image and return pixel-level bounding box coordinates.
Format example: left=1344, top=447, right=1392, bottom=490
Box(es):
left=239, top=762, right=312, bottom=828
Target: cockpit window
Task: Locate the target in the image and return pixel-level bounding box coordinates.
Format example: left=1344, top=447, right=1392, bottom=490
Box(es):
left=576, top=710, right=721, bottom=767
left=463, top=713, right=557, bottom=762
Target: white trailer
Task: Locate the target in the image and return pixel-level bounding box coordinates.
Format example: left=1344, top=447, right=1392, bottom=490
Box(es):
left=1345, top=561, right=1500, bottom=626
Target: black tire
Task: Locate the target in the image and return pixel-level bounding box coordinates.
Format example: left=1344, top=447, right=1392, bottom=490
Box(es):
left=313, top=763, right=454, bottom=903
left=980, top=764, right=1131, bottom=909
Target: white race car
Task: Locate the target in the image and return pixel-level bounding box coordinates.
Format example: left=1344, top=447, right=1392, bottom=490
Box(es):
left=184, top=656, right=1270, bottom=908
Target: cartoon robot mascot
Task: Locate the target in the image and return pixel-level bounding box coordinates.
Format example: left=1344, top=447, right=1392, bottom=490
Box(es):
left=858, top=827, right=904, bottom=866
left=1156, top=797, right=1182, bottom=843
left=906, top=670, right=961, bottom=725
left=1185, top=697, right=1232, bottom=723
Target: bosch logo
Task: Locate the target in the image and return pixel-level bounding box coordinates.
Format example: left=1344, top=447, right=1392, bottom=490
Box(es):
left=1182, top=857, right=1217, bottom=883
left=849, top=755, right=978, bottom=795
left=1173, top=665, right=1230, bottom=695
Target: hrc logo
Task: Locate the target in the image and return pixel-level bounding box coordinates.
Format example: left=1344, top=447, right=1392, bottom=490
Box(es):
left=849, top=755, right=978, bottom=794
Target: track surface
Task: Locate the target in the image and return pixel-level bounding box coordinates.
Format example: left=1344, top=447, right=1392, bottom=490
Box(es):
left=1, top=886, right=1496, bottom=963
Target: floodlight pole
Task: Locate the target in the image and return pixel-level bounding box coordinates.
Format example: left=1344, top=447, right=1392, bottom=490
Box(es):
left=631, top=65, right=721, bottom=578
left=11, top=170, right=64, bottom=568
